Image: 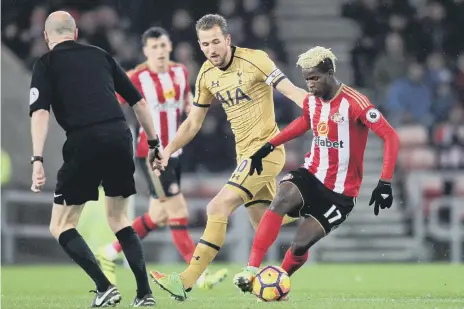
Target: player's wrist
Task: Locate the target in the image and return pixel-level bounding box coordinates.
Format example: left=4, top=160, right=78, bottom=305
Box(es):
left=263, top=142, right=276, bottom=153
left=30, top=155, right=44, bottom=164
left=379, top=178, right=391, bottom=184
left=147, top=136, right=160, bottom=149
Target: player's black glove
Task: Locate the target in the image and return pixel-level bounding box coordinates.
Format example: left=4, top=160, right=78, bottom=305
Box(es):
left=249, top=142, right=275, bottom=176
left=369, top=180, right=393, bottom=216
left=147, top=136, right=162, bottom=167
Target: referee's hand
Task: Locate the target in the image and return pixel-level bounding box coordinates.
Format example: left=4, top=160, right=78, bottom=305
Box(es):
left=31, top=162, right=46, bottom=192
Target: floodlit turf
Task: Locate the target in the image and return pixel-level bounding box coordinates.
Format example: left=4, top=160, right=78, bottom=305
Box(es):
left=2, top=264, right=463, bottom=308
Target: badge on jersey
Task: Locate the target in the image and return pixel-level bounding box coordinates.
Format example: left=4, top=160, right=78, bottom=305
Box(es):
left=30, top=87, right=39, bottom=105
left=330, top=112, right=345, bottom=124
left=366, top=108, right=381, bottom=123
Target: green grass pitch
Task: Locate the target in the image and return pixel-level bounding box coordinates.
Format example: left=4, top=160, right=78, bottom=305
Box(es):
left=2, top=264, right=463, bottom=308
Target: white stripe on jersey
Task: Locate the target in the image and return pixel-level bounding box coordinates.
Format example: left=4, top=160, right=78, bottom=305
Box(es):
left=139, top=71, right=162, bottom=151
left=304, top=96, right=317, bottom=168
left=333, top=98, right=350, bottom=193
left=172, top=66, right=186, bottom=112
left=314, top=103, right=331, bottom=181
left=158, top=71, right=182, bottom=157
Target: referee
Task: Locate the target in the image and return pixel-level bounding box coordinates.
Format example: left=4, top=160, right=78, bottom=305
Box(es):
left=29, top=11, right=160, bottom=307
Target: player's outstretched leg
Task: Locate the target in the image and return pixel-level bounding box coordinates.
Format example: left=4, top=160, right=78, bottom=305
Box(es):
left=97, top=198, right=166, bottom=284
left=150, top=187, right=242, bottom=301
left=49, top=203, right=121, bottom=307
left=106, top=196, right=155, bottom=307
left=234, top=182, right=303, bottom=293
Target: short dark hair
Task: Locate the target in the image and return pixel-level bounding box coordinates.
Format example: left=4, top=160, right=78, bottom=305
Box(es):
left=195, top=14, right=228, bottom=35
left=316, top=58, right=335, bottom=73
left=141, top=27, right=169, bottom=45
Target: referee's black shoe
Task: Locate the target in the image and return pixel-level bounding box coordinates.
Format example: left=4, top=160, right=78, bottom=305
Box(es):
left=90, top=285, right=121, bottom=307
left=131, top=294, right=156, bottom=307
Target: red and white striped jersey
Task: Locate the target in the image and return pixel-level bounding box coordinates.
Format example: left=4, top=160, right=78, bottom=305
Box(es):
left=126, top=62, right=191, bottom=158
left=302, top=85, right=388, bottom=197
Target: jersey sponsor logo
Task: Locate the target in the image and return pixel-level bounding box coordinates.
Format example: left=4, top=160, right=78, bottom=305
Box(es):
left=29, top=87, right=39, bottom=105
left=330, top=112, right=345, bottom=124
left=215, top=87, right=251, bottom=107
left=366, top=108, right=381, bottom=123
left=315, top=136, right=344, bottom=149
left=163, top=89, right=176, bottom=100
left=316, top=121, right=329, bottom=136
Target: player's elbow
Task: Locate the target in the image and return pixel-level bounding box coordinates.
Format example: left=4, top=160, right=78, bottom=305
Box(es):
left=31, top=109, right=50, bottom=117
left=391, top=130, right=400, bottom=151
left=382, top=128, right=400, bottom=151
left=188, top=118, right=203, bottom=134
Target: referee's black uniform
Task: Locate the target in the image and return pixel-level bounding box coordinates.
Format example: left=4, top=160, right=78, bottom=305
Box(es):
left=29, top=40, right=141, bottom=205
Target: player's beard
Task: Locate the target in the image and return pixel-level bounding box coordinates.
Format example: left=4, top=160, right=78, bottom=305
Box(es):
left=210, top=54, right=226, bottom=67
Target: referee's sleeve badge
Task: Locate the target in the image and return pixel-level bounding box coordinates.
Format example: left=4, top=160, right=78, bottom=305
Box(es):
left=29, top=87, right=39, bottom=105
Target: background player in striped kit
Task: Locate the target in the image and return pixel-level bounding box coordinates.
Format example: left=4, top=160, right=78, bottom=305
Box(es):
left=97, top=27, right=227, bottom=289
left=233, top=46, right=400, bottom=293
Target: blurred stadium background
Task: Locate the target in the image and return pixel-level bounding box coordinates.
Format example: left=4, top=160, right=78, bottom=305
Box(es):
left=1, top=0, right=464, bottom=269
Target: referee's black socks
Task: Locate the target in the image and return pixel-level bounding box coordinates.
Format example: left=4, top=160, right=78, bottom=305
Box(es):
left=58, top=228, right=111, bottom=292
left=115, top=226, right=151, bottom=298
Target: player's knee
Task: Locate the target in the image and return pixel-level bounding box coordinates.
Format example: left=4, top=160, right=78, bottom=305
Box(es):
left=291, top=233, right=322, bottom=255
left=49, top=205, right=81, bottom=239
left=49, top=220, right=77, bottom=240
left=206, top=199, right=228, bottom=217
left=49, top=222, right=61, bottom=239
left=148, top=206, right=168, bottom=226
left=290, top=243, right=308, bottom=256
left=164, top=195, right=189, bottom=219
left=269, top=182, right=302, bottom=216
left=207, top=189, right=242, bottom=217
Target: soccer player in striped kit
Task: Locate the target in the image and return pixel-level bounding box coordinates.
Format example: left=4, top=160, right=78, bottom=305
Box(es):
left=97, top=27, right=227, bottom=289
left=234, top=46, right=400, bottom=293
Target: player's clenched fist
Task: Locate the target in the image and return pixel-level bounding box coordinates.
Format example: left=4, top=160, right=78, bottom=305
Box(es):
left=249, top=142, right=275, bottom=176
left=369, top=180, right=393, bottom=216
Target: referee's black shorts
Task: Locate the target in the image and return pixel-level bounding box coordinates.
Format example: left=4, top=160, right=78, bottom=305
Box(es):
left=54, top=120, right=136, bottom=205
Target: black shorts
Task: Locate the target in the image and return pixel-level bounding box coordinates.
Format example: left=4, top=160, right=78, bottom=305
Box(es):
left=281, top=168, right=356, bottom=234
left=54, top=120, right=136, bottom=205
left=136, top=156, right=181, bottom=199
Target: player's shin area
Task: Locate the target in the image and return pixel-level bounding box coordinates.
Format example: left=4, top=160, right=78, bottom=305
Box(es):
left=156, top=186, right=244, bottom=290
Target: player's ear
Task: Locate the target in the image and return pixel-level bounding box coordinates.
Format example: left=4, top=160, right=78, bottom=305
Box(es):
left=74, top=28, right=79, bottom=40
left=167, top=39, right=173, bottom=53
left=328, top=69, right=334, bottom=76
left=225, top=34, right=231, bottom=46
left=44, top=31, right=48, bottom=43
left=143, top=44, right=149, bottom=58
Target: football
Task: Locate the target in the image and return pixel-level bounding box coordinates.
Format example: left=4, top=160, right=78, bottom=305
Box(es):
left=252, top=266, right=291, bottom=301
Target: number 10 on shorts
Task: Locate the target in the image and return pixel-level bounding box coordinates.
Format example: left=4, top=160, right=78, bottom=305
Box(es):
left=323, top=205, right=342, bottom=224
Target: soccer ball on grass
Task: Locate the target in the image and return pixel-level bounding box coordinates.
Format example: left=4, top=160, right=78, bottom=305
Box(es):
left=252, top=266, right=291, bottom=302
